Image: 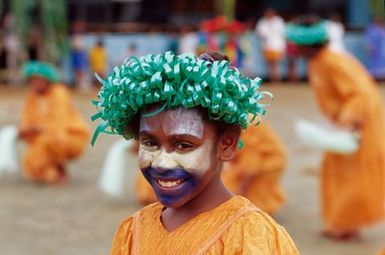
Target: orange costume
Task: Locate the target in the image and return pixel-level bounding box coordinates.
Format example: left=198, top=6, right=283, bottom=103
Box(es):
left=308, top=48, right=385, bottom=231
left=109, top=196, right=299, bottom=254
left=222, top=122, right=287, bottom=215
left=20, top=84, right=89, bottom=183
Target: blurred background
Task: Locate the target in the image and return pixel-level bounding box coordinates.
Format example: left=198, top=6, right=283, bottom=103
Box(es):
left=0, top=0, right=385, bottom=254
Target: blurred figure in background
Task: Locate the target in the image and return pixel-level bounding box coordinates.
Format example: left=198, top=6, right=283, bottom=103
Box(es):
left=223, top=21, right=245, bottom=68
left=71, top=21, right=89, bottom=90
left=222, top=122, right=287, bottom=215
left=89, top=39, right=107, bottom=84
left=256, top=8, right=286, bottom=82
left=196, top=17, right=224, bottom=55
left=364, top=16, right=385, bottom=79
left=287, top=17, right=385, bottom=240
left=178, top=26, right=199, bottom=54
left=19, top=61, right=89, bottom=185
left=0, top=31, right=6, bottom=82
left=26, top=26, right=41, bottom=61
left=115, top=42, right=138, bottom=67
left=326, top=13, right=345, bottom=53
left=286, top=15, right=300, bottom=82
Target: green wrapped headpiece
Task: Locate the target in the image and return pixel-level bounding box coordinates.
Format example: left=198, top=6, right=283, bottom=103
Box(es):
left=286, top=21, right=328, bottom=46
left=91, top=52, right=271, bottom=145
left=22, top=61, right=60, bottom=82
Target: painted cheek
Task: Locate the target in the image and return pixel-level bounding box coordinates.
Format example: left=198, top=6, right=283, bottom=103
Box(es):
left=172, top=141, right=213, bottom=176
left=138, top=146, right=160, bottom=169
left=151, top=150, right=180, bottom=169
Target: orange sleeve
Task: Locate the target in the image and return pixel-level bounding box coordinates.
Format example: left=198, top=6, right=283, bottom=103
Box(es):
left=109, top=217, right=134, bottom=255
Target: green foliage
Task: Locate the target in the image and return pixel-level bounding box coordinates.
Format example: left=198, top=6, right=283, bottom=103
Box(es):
left=11, top=0, right=69, bottom=62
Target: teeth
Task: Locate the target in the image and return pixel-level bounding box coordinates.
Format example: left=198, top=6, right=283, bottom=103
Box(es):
left=157, top=179, right=183, bottom=188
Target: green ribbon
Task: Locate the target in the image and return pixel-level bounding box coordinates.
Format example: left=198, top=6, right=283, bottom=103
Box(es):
left=91, top=51, right=271, bottom=144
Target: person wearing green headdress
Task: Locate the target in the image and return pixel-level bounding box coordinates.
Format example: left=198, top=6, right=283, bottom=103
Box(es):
left=287, top=16, right=385, bottom=240
left=92, top=52, right=299, bottom=254
left=19, top=61, right=90, bottom=185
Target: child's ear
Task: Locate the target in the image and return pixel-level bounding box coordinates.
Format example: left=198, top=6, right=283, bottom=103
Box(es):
left=217, top=131, right=240, bottom=161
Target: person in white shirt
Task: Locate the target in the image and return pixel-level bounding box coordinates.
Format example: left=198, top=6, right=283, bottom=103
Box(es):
left=256, top=8, right=286, bottom=82
left=326, top=14, right=345, bottom=53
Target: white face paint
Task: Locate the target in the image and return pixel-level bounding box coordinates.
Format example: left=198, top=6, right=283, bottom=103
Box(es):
left=138, top=140, right=213, bottom=176
left=138, top=107, right=215, bottom=176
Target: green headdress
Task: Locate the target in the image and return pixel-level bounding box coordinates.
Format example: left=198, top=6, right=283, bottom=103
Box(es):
left=286, top=21, right=328, bottom=46
left=91, top=52, right=270, bottom=145
left=22, top=61, right=60, bottom=82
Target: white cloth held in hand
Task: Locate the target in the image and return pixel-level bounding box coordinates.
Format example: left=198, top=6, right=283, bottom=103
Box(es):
left=294, top=119, right=359, bottom=154
left=98, top=139, right=137, bottom=198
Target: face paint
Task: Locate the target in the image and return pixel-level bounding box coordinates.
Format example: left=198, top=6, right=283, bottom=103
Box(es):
left=138, top=141, right=213, bottom=176
left=142, top=167, right=198, bottom=207
left=140, top=107, right=204, bottom=139
left=138, top=107, right=218, bottom=208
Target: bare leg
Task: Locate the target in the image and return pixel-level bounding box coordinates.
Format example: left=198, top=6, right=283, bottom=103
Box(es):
left=288, top=58, right=298, bottom=82
left=268, top=61, right=280, bottom=83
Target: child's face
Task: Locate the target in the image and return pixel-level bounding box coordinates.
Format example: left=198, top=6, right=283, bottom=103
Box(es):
left=29, top=76, right=50, bottom=94
left=138, top=107, right=219, bottom=208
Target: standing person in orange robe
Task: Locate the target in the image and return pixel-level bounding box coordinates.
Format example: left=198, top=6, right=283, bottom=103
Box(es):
left=287, top=17, right=385, bottom=240
left=19, top=61, right=89, bottom=185
left=222, top=121, right=287, bottom=215
left=92, top=52, right=299, bottom=254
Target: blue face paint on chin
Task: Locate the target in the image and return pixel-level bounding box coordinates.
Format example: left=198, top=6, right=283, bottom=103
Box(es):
left=142, top=167, right=199, bottom=207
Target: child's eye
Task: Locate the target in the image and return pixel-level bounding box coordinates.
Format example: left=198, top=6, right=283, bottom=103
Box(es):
left=141, top=139, right=159, bottom=150
left=175, top=142, right=194, bottom=151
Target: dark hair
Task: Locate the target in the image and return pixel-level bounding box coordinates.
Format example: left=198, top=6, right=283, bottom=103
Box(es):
left=125, top=52, right=241, bottom=140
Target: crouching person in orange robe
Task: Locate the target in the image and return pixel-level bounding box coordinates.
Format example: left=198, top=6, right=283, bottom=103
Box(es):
left=287, top=17, right=385, bottom=240
left=92, top=52, right=299, bottom=254
left=222, top=121, right=287, bottom=215
left=19, top=61, right=90, bottom=185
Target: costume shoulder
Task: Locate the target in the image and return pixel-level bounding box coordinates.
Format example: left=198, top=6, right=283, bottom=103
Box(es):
left=221, top=197, right=299, bottom=255
left=109, top=203, right=162, bottom=255
left=52, top=83, right=70, bottom=95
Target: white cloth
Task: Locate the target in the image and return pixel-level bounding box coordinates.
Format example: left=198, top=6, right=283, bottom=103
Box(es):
left=0, top=126, right=19, bottom=175
left=256, top=16, right=286, bottom=52
left=295, top=119, right=359, bottom=154
left=326, top=20, right=345, bottom=53
left=98, top=139, right=138, bottom=199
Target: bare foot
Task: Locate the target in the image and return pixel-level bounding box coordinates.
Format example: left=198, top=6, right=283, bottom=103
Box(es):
left=44, top=165, right=68, bottom=186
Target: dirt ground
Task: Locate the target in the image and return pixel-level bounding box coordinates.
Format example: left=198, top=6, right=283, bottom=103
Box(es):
left=0, top=84, right=384, bottom=255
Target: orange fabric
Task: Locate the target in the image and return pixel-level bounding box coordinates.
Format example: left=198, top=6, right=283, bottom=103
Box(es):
left=109, top=196, right=299, bottom=254
left=20, top=84, right=89, bottom=182
left=135, top=172, right=157, bottom=205
left=308, top=48, right=385, bottom=230
left=263, top=50, right=283, bottom=62
left=222, top=122, right=287, bottom=214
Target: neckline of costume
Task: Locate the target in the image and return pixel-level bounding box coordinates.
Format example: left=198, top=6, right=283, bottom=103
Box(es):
left=155, top=195, right=247, bottom=235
